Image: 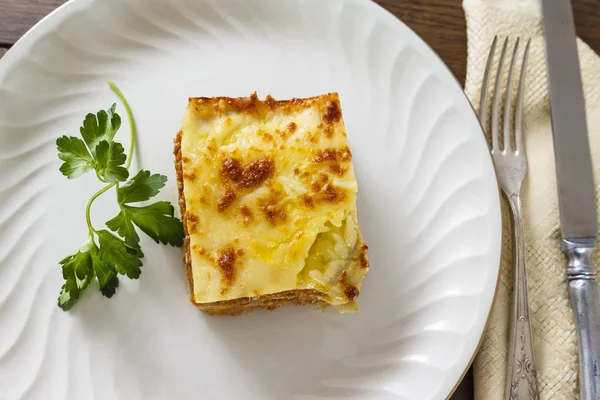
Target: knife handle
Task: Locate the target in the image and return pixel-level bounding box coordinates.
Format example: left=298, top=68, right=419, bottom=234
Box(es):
left=564, top=238, right=600, bottom=400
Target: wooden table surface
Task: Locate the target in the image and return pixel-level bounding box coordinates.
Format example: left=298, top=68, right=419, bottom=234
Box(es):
left=1, top=1, right=599, bottom=399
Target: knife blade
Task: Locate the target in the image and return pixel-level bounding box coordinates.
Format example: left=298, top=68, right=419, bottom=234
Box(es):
left=542, top=0, right=597, bottom=239
left=541, top=1, right=600, bottom=399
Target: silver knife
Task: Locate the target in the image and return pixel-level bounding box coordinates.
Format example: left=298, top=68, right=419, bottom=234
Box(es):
left=541, top=1, right=600, bottom=399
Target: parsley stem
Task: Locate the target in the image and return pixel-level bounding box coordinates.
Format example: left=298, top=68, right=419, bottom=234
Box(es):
left=107, top=81, right=136, bottom=170
left=85, top=183, right=115, bottom=237
left=85, top=84, right=135, bottom=239
left=95, top=170, right=107, bottom=183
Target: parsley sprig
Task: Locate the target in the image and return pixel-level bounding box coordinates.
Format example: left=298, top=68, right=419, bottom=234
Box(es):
left=56, top=82, right=184, bottom=311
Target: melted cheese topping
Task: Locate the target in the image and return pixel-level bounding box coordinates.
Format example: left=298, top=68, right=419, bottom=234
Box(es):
left=179, top=93, right=369, bottom=307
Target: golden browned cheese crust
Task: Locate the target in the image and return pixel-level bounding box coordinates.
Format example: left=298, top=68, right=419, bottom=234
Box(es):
left=175, top=130, right=329, bottom=316
left=175, top=93, right=369, bottom=315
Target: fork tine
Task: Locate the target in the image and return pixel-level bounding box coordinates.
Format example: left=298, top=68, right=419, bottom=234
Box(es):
left=503, top=38, right=520, bottom=152
left=515, top=39, right=531, bottom=153
left=491, top=38, right=509, bottom=153
left=479, top=36, right=498, bottom=128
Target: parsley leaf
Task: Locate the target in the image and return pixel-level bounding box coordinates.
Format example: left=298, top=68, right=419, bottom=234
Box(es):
left=57, top=104, right=125, bottom=182
left=109, top=201, right=184, bottom=246
left=80, top=104, right=122, bottom=157
left=106, top=171, right=184, bottom=246
left=118, top=170, right=167, bottom=203
left=57, top=136, right=95, bottom=179
left=105, top=211, right=138, bottom=243
left=99, top=275, right=120, bottom=298
left=58, top=247, right=95, bottom=310
left=95, top=140, right=129, bottom=182
left=89, top=249, right=120, bottom=298
left=97, top=230, right=143, bottom=279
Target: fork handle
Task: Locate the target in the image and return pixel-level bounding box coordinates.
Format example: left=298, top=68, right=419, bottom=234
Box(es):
left=564, top=238, right=600, bottom=400
left=505, top=194, right=540, bottom=400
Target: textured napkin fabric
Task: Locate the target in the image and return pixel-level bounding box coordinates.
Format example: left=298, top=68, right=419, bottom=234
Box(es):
left=462, top=0, right=600, bottom=399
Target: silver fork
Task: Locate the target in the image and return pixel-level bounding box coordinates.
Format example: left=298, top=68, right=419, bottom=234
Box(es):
left=480, top=37, right=539, bottom=400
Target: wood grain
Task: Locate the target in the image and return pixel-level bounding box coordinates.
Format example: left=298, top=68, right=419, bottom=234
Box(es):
left=572, top=0, right=600, bottom=55
left=0, top=0, right=66, bottom=45
left=374, top=0, right=600, bottom=87
left=374, top=0, right=468, bottom=85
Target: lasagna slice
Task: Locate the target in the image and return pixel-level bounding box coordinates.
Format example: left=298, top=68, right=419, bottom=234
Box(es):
left=174, top=93, right=369, bottom=315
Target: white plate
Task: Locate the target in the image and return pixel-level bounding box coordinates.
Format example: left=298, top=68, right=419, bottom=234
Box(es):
left=0, top=0, right=501, bottom=399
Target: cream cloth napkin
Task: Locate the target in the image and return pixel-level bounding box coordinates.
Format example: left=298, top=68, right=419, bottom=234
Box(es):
left=462, top=0, right=600, bottom=399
